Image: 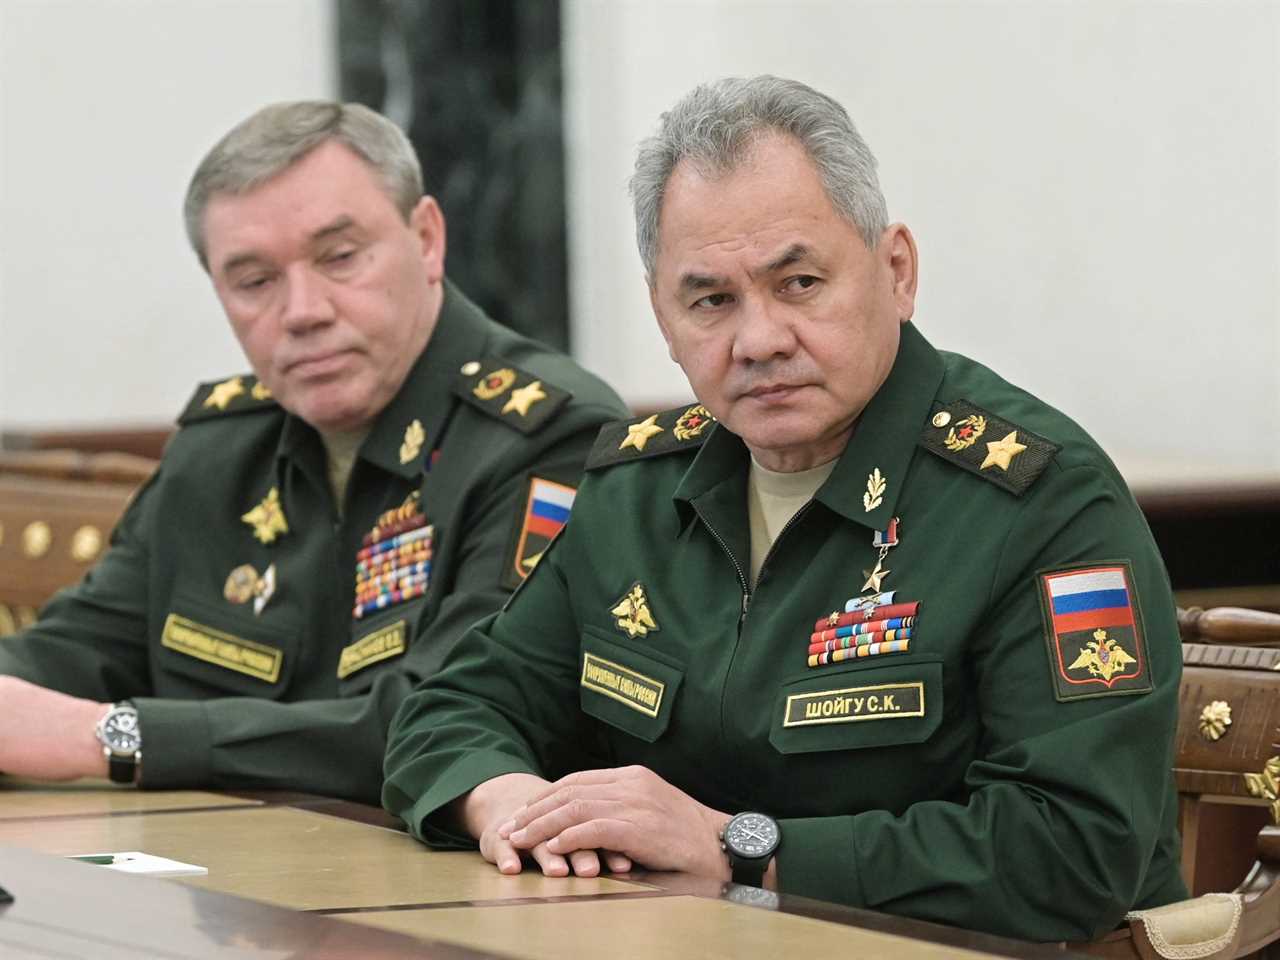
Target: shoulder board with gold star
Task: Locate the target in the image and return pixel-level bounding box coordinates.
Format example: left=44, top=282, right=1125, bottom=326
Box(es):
left=452, top=358, right=571, bottom=435
left=178, top=374, right=279, bottom=426
left=918, top=399, right=1060, bottom=496
left=585, top=403, right=716, bottom=471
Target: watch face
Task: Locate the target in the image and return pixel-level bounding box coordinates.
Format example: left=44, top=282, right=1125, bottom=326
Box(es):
left=102, top=708, right=141, bottom=753
left=725, top=813, right=780, bottom=859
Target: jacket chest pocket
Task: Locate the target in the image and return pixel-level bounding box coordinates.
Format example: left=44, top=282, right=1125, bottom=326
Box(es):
left=155, top=594, right=298, bottom=699
left=578, top=627, right=684, bottom=743
left=769, top=659, right=944, bottom=755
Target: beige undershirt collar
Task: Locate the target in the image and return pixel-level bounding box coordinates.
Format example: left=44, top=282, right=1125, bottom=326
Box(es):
left=747, top=455, right=838, bottom=587
left=319, top=428, right=370, bottom=516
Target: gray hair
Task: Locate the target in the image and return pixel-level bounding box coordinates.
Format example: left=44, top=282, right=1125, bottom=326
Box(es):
left=184, top=101, right=423, bottom=269
left=630, top=75, right=888, bottom=281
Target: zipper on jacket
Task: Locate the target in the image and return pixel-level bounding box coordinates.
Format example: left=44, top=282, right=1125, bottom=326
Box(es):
left=691, top=503, right=751, bottom=633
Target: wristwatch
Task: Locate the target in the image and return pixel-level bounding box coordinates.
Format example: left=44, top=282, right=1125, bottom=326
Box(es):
left=720, top=811, right=780, bottom=888
left=95, top=701, right=142, bottom=785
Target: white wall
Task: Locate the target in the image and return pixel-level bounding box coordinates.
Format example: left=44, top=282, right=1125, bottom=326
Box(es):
left=0, top=0, right=335, bottom=427
left=2, top=1, right=1276, bottom=490
left=563, top=0, right=1280, bottom=487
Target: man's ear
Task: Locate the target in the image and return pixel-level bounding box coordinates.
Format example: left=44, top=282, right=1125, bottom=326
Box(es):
left=649, top=282, right=680, bottom=363
left=410, top=196, right=447, bottom=283
left=881, top=223, right=918, bottom=324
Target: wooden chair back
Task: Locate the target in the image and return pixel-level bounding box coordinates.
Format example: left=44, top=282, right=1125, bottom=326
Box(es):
left=0, top=450, right=156, bottom=635
left=1073, top=607, right=1280, bottom=958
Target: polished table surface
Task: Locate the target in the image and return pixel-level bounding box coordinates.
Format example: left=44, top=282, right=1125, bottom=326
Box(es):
left=0, top=778, right=1086, bottom=959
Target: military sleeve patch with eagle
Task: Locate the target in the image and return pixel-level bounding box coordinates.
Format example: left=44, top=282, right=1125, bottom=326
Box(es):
left=1036, top=561, right=1153, bottom=701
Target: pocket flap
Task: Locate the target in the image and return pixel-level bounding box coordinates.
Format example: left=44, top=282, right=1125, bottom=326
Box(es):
left=578, top=627, right=683, bottom=743
left=769, top=660, right=943, bottom=755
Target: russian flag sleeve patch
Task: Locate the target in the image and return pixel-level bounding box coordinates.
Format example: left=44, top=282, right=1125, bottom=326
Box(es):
left=501, top=476, right=577, bottom=591
left=1037, top=561, right=1153, bottom=701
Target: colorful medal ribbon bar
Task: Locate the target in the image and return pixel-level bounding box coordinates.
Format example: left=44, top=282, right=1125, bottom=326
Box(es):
left=810, top=615, right=915, bottom=645
left=807, top=638, right=910, bottom=668
left=355, top=523, right=433, bottom=563
left=808, top=627, right=913, bottom=655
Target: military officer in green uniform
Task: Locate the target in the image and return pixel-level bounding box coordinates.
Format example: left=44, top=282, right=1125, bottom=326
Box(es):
left=382, top=76, right=1187, bottom=941
left=0, top=101, right=626, bottom=803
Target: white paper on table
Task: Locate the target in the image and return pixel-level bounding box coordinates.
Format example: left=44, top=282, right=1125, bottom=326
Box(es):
left=69, top=851, right=208, bottom=877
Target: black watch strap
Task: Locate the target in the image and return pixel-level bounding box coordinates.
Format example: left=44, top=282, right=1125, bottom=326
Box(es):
left=107, top=753, right=139, bottom=785
left=730, top=858, right=769, bottom=888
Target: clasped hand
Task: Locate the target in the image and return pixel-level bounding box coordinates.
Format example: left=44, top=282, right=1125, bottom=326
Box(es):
left=472, top=766, right=730, bottom=880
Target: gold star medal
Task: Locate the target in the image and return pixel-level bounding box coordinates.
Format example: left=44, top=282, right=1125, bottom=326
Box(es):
left=502, top=380, right=547, bottom=417
left=611, top=582, right=659, bottom=639
left=400, top=419, right=426, bottom=465
left=980, top=431, right=1027, bottom=472
left=204, top=375, right=245, bottom=410
left=619, top=414, right=664, bottom=452
left=860, top=517, right=899, bottom=594
left=241, top=487, right=289, bottom=544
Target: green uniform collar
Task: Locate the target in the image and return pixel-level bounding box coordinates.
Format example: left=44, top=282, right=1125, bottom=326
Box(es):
left=673, top=322, right=943, bottom=539
left=276, top=279, right=489, bottom=482
left=816, top=321, right=943, bottom=528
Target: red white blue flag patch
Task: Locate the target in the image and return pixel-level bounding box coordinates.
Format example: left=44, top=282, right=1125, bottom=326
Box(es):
left=1038, top=562, right=1152, bottom=700
left=502, top=476, right=576, bottom=590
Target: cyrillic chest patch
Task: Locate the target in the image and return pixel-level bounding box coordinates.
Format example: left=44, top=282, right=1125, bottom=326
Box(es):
left=919, top=400, right=1059, bottom=496
left=580, top=652, right=665, bottom=718
left=161, top=613, right=283, bottom=684
left=782, top=681, right=925, bottom=727
left=1037, top=561, right=1152, bottom=700
left=338, top=619, right=407, bottom=679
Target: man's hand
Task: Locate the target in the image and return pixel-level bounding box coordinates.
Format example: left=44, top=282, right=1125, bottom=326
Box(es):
left=501, top=765, right=732, bottom=879
left=459, top=772, right=633, bottom=878
left=0, top=677, right=109, bottom=780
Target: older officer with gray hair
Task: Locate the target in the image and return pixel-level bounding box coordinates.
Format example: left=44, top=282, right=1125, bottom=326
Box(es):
left=383, top=75, right=1187, bottom=941
left=0, top=101, right=626, bottom=802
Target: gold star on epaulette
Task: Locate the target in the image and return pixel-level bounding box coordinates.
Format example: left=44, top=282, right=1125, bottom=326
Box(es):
left=251, top=381, right=273, bottom=401
left=204, top=376, right=245, bottom=410
left=502, top=380, right=547, bottom=417
left=620, top=414, right=664, bottom=452
left=980, top=431, right=1027, bottom=472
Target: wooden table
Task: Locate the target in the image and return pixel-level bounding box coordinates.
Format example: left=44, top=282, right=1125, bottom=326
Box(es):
left=0, top=778, right=1085, bottom=959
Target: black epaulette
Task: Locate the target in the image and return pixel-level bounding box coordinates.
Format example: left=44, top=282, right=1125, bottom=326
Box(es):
left=452, top=358, right=572, bottom=435
left=586, top=403, right=716, bottom=470
left=918, top=399, right=1059, bottom=496
left=178, top=374, right=279, bottom=425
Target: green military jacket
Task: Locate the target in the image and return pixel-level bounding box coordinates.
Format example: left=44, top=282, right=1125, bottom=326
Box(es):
left=383, top=322, right=1187, bottom=941
left=0, top=284, right=626, bottom=804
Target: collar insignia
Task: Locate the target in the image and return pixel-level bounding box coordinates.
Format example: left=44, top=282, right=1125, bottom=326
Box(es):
left=863, top=468, right=887, bottom=513
left=400, top=419, right=426, bottom=465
